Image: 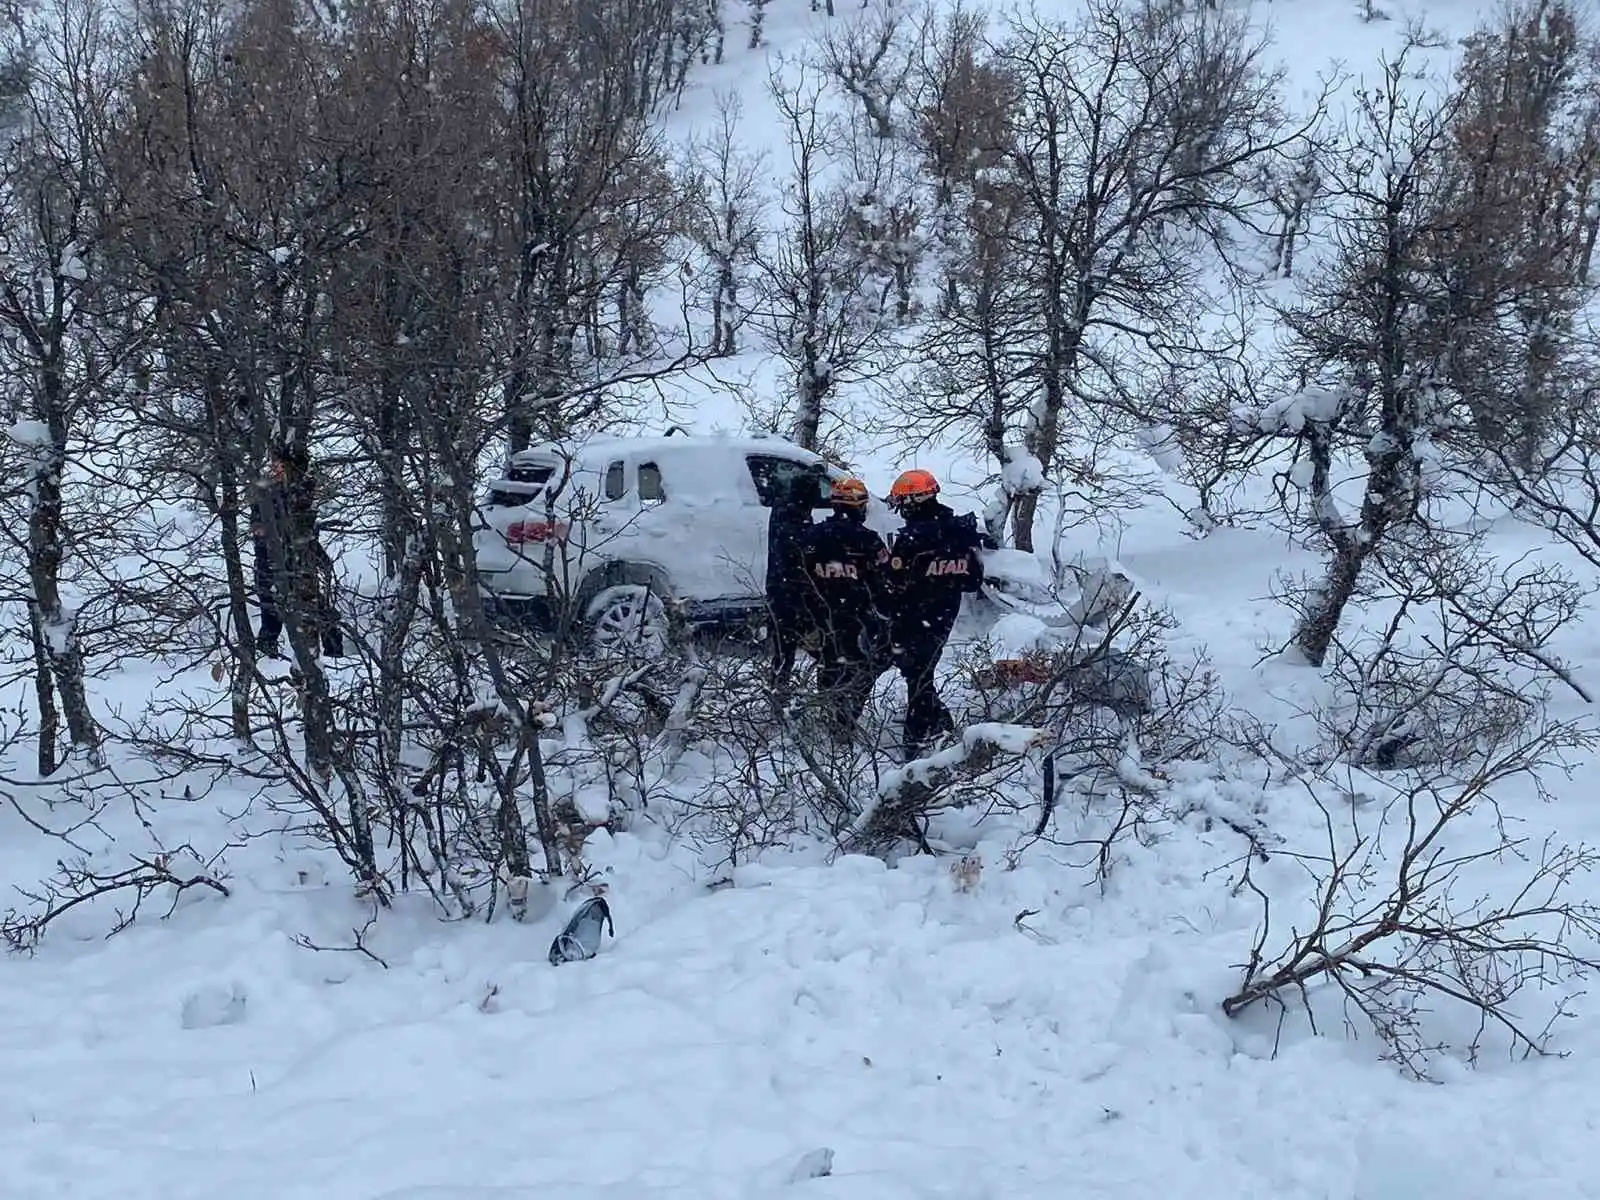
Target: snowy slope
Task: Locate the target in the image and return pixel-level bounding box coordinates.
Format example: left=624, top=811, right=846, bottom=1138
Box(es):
left=653, top=0, right=1485, bottom=507
left=9, top=0, right=1600, bottom=1198
left=7, top=517, right=1600, bottom=1199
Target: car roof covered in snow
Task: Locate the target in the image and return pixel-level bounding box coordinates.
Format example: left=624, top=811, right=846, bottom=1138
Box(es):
left=507, top=431, right=822, bottom=469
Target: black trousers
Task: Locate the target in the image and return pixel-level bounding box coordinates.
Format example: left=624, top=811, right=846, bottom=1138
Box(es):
left=768, top=579, right=819, bottom=684
left=254, top=539, right=344, bottom=658
left=896, top=619, right=956, bottom=756
left=254, top=541, right=283, bottom=649
left=815, top=618, right=887, bottom=738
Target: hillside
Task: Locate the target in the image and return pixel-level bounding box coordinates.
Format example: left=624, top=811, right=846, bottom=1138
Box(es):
left=6, top=0, right=1600, bottom=1196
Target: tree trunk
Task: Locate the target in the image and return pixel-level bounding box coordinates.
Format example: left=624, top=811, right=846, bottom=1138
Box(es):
left=28, top=607, right=58, bottom=776
left=215, top=488, right=255, bottom=742
left=724, top=259, right=741, bottom=351
left=1294, top=426, right=1410, bottom=666
left=202, top=377, right=257, bottom=742
left=376, top=372, right=414, bottom=578
left=1013, top=368, right=1062, bottom=552
left=376, top=526, right=425, bottom=835
left=1010, top=492, right=1039, bottom=553
left=1293, top=537, right=1367, bottom=667
left=1013, top=266, right=1084, bottom=552
left=509, top=275, right=575, bottom=447
left=713, top=256, right=737, bottom=355
left=792, top=358, right=825, bottom=450
left=28, top=432, right=101, bottom=763
left=499, top=725, right=538, bottom=880
left=427, top=401, right=566, bottom=880
left=1514, top=309, right=1559, bottom=474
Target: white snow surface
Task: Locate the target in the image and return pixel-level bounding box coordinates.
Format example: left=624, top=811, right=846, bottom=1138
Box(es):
left=8, top=518, right=1600, bottom=1199
left=1241, top=384, right=1347, bottom=435
left=5, top=418, right=51, bottom=446
left=1000, top=451, right=1047, bottom=496
left=9, top=1, right=1600, bottom=1198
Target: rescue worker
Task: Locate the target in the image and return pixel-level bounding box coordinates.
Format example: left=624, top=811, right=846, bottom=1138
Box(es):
left=796, top=478, right=894, bottom=739
left=251, top=453, right=290, bottom=658
left=252, top=443, right=345, bottom=660
left=765, top=470, right=817, bottom=704
left=884, top=468, right=984, bottom=760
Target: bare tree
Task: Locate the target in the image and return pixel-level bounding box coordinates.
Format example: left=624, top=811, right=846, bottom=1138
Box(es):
left=911, top=3, right=1004, bottom=221
left=836, top=90, right=929, bottom=326
left=1474, top=335, right=1600, bottom=575
left=4, top=839, right=231, bottom=951
left=755, top=61, right=897, bottom=451
left=1233, top=33, right=1598, bottom=666
left=912, top=98, right=1039, bottom=536
left=1429, top=0, right=1600, bottom=471
left=1306, top=524, right=1589, bottom=770
left=746, top=0, right=769, bottom=50
left=911, top=1, right=1017, bottom=317
left=110, top=0, right=364, bottom=782
left=1223, top=716, right=1600, bottom=1080
left=676, top=0, right=726, bottom=79
left=1258, top=141, right=1325, bottom=278
left=919, top=0, right=1309, bottom=550
left=687, top=91, right=767, bottom=357
left=101, top=0, right=268, bottom=742
left=1133, top=350, right=1284, bottom=535
left=0, top=0, right=143, bottom=771
left=486, top=0, right=697, bottom=451
left=818, top=0, right=928, bottom=140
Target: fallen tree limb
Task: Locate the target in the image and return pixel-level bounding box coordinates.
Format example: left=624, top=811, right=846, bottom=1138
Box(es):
left=843, top=723, right=1052, bottom=854
left=3, top=844, right=231, bottom=952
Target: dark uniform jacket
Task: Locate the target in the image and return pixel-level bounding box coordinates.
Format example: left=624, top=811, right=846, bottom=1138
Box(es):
left=798, top=514, right=893, bottom=622
left=887, top=502, right=985, bottom=641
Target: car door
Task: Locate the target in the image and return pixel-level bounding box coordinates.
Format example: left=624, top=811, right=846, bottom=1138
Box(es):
left=609, top=455, right=674, bottom=563
left=635, top=447, right=766, bottom=603
left=577, top=455, right=650, bottom=575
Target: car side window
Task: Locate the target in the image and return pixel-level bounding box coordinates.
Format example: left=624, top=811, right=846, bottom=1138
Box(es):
left=748, top=455, right=830, bottom=508
left=603, top=460, right=625, bottom=500
left=638, top=461, right=665, bottom=504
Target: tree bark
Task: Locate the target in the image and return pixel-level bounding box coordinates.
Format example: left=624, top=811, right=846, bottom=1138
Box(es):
left=1292, top=536, right=1367, bottom=667
left=28, top=606, right=58, bottom=777
left=28, top=424, right=102, bottom=763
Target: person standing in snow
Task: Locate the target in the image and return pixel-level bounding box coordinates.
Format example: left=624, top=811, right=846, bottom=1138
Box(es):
left=251, top=453, right=290, bottom=658
left=765, top=470, right=818, bottom=705
left=884, top=469, right=984, bottom=760
left=251, top=443, right=345, bottom=660
left=795, top=478, right=895, bottom=739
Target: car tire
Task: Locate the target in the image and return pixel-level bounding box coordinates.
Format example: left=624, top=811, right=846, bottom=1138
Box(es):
left=584, top=584, right=673, bottom=660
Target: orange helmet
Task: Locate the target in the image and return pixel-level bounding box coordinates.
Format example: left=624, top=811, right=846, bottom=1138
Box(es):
left=888, top=468, right=940, bottom=507
left=830, top=477, right=870, bottom=508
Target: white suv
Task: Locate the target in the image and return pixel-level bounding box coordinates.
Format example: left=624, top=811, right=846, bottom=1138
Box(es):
left=475, top=432, right=859, bottom=651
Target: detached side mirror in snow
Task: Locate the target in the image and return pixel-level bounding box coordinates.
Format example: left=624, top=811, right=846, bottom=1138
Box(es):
left=549, top=896, right=615, bottom=965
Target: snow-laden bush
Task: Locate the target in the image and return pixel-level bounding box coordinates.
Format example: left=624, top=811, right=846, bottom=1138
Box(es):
left=1275, top=524, right=1588, bottom=770
left=1222, top=712, right=1600, bottom=1081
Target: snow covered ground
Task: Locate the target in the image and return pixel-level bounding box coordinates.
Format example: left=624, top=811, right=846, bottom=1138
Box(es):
left=8, top=0, right=1600, bottom=1197
left=7, top=508, right=1600, bottom=1199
